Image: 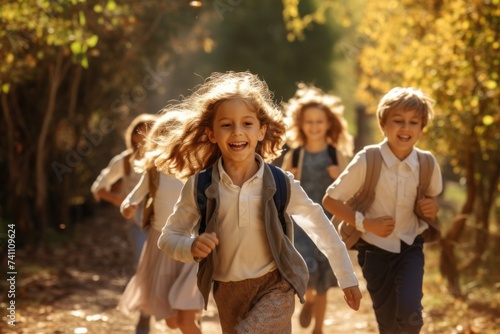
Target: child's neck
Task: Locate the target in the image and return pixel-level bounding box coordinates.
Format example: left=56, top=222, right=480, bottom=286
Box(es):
left=222, top=158, right=260, bottom=187
left=304, top=139, right=328, bottom=153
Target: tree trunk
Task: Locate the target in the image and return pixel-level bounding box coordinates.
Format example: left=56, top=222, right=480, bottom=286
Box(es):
left=439, top=139, right=476, bottom=297
left=2, top=90, right=34, bottom=243
left=35, top=50, right=69, bottom=233
left=460, top=165, right=500, bottom=273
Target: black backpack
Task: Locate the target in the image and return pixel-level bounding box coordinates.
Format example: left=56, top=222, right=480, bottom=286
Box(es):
left=195, top=164, right=288, bottom=235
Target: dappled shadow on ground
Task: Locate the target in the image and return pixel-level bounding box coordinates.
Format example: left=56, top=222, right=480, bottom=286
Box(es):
left=3, top=204, right=377, bottom=333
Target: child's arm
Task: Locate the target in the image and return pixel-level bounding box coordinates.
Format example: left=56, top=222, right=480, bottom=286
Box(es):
left=191, top=232, right=219, bottom=259
left=97, top=189, right=126, bottom=208
left=326, top=165, right=342, bottom=179
left=158, top=176, right=207, bottom=263
left=417, top=197, right=439, bottom=220
left=120, top=172, right=149, bottom=219
left=91, top=151, right=127, bottom=203
left=323, top=195, right=395, bottom=237
left=286, top=173, right=359, bottom=289
left=343, top=286, right=362, bottom=311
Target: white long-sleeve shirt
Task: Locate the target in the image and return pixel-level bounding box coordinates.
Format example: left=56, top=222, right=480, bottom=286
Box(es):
left=90, top=149, right=141, bottom=200
left=158, top=155, right=358, bottom=289
left=326, top=140, right=443, bottom=253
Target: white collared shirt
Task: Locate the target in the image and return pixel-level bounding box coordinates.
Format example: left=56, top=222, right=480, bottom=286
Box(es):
left=159, top=155, right=358, bottom=289
left=326, top=140, right=443, bottom=253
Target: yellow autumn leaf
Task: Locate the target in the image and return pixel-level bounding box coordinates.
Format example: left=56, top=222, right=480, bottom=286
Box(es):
left=482, top=115, right=494, bottom=126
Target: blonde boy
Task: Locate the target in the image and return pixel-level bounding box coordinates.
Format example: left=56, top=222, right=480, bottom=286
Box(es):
left=323, top=87, right=442, bottom=334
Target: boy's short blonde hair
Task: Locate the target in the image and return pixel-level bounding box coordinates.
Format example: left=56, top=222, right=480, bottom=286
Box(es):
left=377, top=87, right=435, bottom=129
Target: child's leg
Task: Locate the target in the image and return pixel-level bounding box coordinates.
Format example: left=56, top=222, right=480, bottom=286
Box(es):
left=357, top=243, right=397, bottom=333
left=177, top=309, right=202, bottom=334
left=312, top=293, right=327, bottom=334
left=299, top=288, right=316, bottom=328
left=393, top=237, right=424, bottom=333
left=357, top=238, right=424, bottom=334
left=165, top=316, right=178, bottom=329
left=213, top=270, right=295, bottom=334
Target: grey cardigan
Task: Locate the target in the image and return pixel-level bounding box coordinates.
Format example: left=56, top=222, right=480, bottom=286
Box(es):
left=195, top=162, right=309, bottom=309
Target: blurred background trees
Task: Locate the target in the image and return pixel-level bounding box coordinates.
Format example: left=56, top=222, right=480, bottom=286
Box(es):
left=350, top=0, right=500, bottom=297
left=1, top=0, right=499, bottom=311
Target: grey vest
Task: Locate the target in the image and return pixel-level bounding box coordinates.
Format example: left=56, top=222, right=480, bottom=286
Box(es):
left=195, top=163, right=309, bottom=309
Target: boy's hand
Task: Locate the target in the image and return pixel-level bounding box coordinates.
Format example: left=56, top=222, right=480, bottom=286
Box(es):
left=121, top=203, right=137, bottom=219
left=365, top=216, right=395, bottom=237
left=342, top=286, right=362, bottom=311
left=326, top=165, right=342, bottom=179
left=192, top=232, right=219, bottom=259
left=418, top=198, right=439, bottom=220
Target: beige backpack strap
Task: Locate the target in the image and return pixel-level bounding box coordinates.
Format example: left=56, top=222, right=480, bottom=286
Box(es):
left=142, top=168, right=159, bottom=230
left=148, top=168, right=159, bottom=198
left=339, top=146, right=383, bottom=249
left=417, top=150, right=433, bottom=197
left=415, top=149, right=441, bottom=242
left=355, top=146, right=383, bottom=212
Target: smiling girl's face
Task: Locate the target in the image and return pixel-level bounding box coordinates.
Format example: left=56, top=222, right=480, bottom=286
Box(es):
left=206, top=99, right=267, bottom=166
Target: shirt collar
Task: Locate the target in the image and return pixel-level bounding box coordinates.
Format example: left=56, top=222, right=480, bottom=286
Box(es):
left=380, top=139, right=419, bottom=172
left=217, top=154, right=265, bottom=186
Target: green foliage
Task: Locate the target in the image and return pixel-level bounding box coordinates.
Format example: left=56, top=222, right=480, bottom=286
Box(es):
left=355, top=1, right=500, bottom=174
left=0, top=1, right=207, bottom=241
left=172, top=0, right=346, bottom=102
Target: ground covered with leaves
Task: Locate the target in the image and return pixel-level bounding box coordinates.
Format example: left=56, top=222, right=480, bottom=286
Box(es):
left=1, top=204, right=498, bottom=333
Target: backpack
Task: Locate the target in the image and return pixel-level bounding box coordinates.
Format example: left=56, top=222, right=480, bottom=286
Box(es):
left=196, top=164, right=288, bottom=235
left=141, top=168, right=159, bottom=230
left=332, top=146, right=440, bottom=249
left=291, top=145, right=338, bottom=168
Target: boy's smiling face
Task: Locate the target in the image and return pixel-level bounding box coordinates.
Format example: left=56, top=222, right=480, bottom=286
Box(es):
left=206, top=99, right=267, bottom=165
left=380, top=109, right=423, bottom=160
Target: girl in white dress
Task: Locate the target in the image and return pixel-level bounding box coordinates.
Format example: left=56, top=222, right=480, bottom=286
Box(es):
left=90, top=113, right=157, bottom=262
left=119, top=111, right=204, bottom=334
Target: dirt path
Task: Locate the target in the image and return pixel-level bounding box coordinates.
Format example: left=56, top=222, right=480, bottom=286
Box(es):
left=4, top=205, right=378, bottom=334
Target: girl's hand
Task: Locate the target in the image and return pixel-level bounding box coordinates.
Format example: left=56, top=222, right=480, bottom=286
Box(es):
left=342, top=285, right=362, bottom=311
left=122, top=203, right=137, bottom=219
left=364, top=216, right=395, bottom=237
left=418, top=198, right=439, bottom=220
left=192, top=232, right=219, bottom=259
left=326, top=165, right=341, bottom=179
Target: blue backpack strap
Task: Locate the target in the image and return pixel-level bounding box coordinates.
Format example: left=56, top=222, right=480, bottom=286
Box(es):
left=196, top=167, right=212, bottom=235
left=196, top=164, right=288, bottom=235
left=268, top=164, right=287, bottom=233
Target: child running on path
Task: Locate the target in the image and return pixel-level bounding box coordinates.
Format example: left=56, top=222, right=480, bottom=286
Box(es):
left=281, top=83, right=354, bottom=334
left=323, top=87, right=442, bottom=334
left=156, top=71, right=362, bottom=334
left=119, top=111, right=204, bottom=334
left=91, top=113, right=157, bottom=261
left=90, top=113, right=157, bottom=333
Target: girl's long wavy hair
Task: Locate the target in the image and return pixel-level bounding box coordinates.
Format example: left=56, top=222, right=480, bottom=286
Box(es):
left=283, top=83, right=354, bottom=157
left=134, top=111, right=187, bottom=173
left=155, top=71, right=286, bottom=180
